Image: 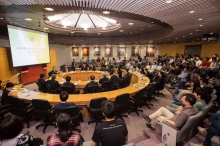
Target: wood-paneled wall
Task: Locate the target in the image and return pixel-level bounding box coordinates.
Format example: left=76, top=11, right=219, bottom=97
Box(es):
left=46, top=49, right=57, bottom=73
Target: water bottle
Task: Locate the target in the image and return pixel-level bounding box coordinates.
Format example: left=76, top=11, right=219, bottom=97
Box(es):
left=162, top=134, right=167, bottom=144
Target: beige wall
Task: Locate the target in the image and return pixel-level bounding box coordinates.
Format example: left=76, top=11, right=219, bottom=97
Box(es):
left=159, top=40, right=220, bottom=58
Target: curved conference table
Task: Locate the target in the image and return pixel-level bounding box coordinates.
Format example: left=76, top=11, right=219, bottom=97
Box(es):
left=16, top=71, right=150, bottom=116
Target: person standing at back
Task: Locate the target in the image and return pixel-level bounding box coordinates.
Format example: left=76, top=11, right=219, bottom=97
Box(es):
left=91, top=100, right=128, bottom=146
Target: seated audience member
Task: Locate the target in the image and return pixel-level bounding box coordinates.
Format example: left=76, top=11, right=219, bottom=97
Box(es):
left=195, top=56, right=202, bottom=67
left=86, top=57, right=90, bottom=63
left=174, top=65, right=181, bottom=76
left=71, top=59, right=76, bottom=71
left=91, top=100, right=128, bottom=146
left=189, top=61, right=197, bottom=72
left=54, top=91, right=83, bottom=113
left=118, top=67, right=122, bottom=78
left=80, top=57, right=85, bottom=63
left=46, top=74, right=60, bottom=91
left=201, top=57, right=210, bottom=68
left=146, top=62, right=151, bottom=70
left=174, top=67, right=189, bottom=94
left=37, top=73, right=47, bottom=92
left=154, top=71, right=165, bottom=88
left=49, top=66, right=59, bottom=77
left=99, top=73, right=109, bottom=87
left=170, top=88, right=207, bottom=111
left=143, top=94, right=198, bottom=130
left=190, top=110, right=220, bottom=146
left=209, top=54, right=219, bottom=62
left=105, top=65, right=113, bottom=73
left=63, top=76, right=75, bottom=91
left=161, top=63, right=168, bottom=72
left=96, top=57, right=100, bottom=63
left=1, top=82, right=18, bottom=105
left=123, top=68, right=130, bottom=81
left=109, top=72, right=121, bottom=89
left=83, top=75, right=98, bottom=92
left=207, top=57, right=219, bottom=78
left=63, top=65, right=69, bottom=72
left=0, top=115, right=39, bottom=146
left=151, top=62, right=157, bottom=70
left=89, top=63, right=96, bottom=71
left=47, top=113, right=83, bottom=146
left=156, top=62, right=162, bottom=70
left=81, top=63, right=87, bottom=71
left=143, top=68, right=151, bottom=78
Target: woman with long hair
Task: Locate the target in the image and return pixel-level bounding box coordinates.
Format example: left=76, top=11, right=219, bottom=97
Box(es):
left=47, top=113, right=82, bottom=146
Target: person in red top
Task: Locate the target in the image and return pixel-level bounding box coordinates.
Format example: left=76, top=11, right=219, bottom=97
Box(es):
left=201, top=57, right=210, bottom=68
left=47, top=113, right=82, bottom=146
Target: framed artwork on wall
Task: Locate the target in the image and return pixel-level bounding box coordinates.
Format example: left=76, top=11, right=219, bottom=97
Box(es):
left=72, top=47, right=79, bottom=56
left=131, top=45, right=141, bottom=57
left=93, top=46, right=101, bottom=56
left=82, top=47, right=89, bottom=56
left=146, top=45, right=155, bottom=57
left=117, top=46, right=126, bottom=57
left=104, top=45, right=113, bottom=57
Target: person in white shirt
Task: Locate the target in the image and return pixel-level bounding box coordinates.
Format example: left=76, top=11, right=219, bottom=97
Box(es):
left=151, top=62, right=157, bottom=70
left=195, top=56, right=202, bottom=67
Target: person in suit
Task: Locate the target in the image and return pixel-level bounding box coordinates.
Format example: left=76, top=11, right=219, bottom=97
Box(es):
left=89, top=64, right=96, bottom=71
left=54, top=91, right=83, bottom=121
left=118, top=67, right=122, bottom=78
left=63, top=76, right=75, bottom=91
left=105, top=65, right=113, bottom=73
left=49, top=66, right=59, bottom=77
left=81, top=63, right=87, bottom=71
left=62, top=65, right=69, bottom=72
left=37, top=73, right=47, bottom=92
left=154, top=71, right=165, bottom=89
left=109, top=72, right=121, bottom=89
left=46, top=74, right=60, bottom=91
left=84, top=75, right=99, bottom=92
left=123, top=68, right=130, bottom=80
left=71, top=59, right=76, bottom=71
left=99, top=73, right=109, bottom=87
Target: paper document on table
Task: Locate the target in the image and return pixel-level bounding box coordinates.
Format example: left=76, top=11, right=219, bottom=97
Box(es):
left=18, top=91, right=39, bottom=100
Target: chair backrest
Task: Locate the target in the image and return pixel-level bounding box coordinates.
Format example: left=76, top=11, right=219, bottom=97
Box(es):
left=85, top=85, right=100, bottom=93
left=57, top=106, right=79, bottom=117
left=210, top=94, right=217, bottom=103
left=100, top=67, right=106, bottom=71
left=115, top=93, right=130, bottom=110
left=128, top=74, right=132, bottom=85
left=46, top=84, right=53, bottom=93
left=10, top=97, right=27, bottom=113
left=201, top=102, right=213, bottom=119
left=36, top=81, right=45, bottom=92
left=132, top=88, right=145, bottom=104
left=90, top=97, right=107, bottom=109
left=61, top=86, right=74, bottom=94
left=32, top=99, right=51, bottom=111
left=177, top=111, right=203, bottom=143
left=101, top=81, right=112, bottom=91
left=120, top=78, right=127, bottom=88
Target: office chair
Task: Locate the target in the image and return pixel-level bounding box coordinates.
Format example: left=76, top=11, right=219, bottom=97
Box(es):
left=101, top=81, right=112, bottom=92
left=84, top=85, right=100, bottom=94
left=115, top=93, right=130, bottom=120
left=61, top=86, right=80, bottom=94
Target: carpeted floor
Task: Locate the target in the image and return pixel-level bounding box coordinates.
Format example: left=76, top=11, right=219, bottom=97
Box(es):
left=20, top=83, right=174, bottom=144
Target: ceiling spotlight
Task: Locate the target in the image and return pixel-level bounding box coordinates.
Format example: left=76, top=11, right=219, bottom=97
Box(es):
left=183, top=36, right=185, bottom=37
left=190, top=33, right=192, bottom=34
left=44, top=28, right=49, bottom=30
left=97, top=33, right=101, bottom=35
left=128, top=23, right=134, bottom=25
left=119, top=30, right=123, bottom=32
left=166, top=0, right=172, bottom=3
left=200, top=25, right=203, bottom=26
left=102, top=27, right=106, bottom=30
left=25, top=18, right=32, bottom=21
left=210, top=32, right=213, bottom=35
left=196, top=30, right=199, bottom=31
left=149, top=26, right=151, bottom=27
left=189, top=11, right=195, bottom=13
left=141, top=29, right=143, bottom=30
left=102, top=11, right=110, bottom=14
left=198, top=18, right=202, bottom=20
left=44, top=7, right=54, bottom=11
left=175, top=38, right=177, bottom=39
left=0, top=18, right=3, bottom=19
left=151, top=22, right=154, bottom=23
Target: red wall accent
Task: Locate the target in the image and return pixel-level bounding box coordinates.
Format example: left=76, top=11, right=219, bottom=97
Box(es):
left=21, top=64, right=47, bottom=84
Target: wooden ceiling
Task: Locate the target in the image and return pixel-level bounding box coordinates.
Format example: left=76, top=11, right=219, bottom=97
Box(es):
left=0, top=0, right=219, bottom=45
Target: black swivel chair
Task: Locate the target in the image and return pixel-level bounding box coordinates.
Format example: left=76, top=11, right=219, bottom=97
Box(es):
left=57, top=106, right=82, bottom=133
left=155, top=78, right=166, bottom=97
left=101, top=81, right=112, bottom=92
left=87, top=97, right=107, bottom=125
left=0, top=104, right=11, bottom=121
left=61, top=86, right=80, bottom=94
left=84, top=85, right=100, bottom=94
left=46, top=84, right=57, bottom=94
left=128, top=89, right=145, bottom=116
left=115, top=93, right=130, bottom=120
left=145, top=83, right=157, bottom=102
left=36, top=81, right=47, bottom=93
left=120, top=78, right=127, bottom=88
left=32, top=99, right=56, bottom=133
left=10, top=97, right=33, bottom=128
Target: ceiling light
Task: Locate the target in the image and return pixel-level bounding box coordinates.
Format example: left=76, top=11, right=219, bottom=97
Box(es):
left=175, top=38, right=177, bottom=39
left=97, top=33, right=101, bottom=34
left=210, top=32, right=213, bottom=35
left=196, top=30, right=199, bottom=31
left=198, top=18, right=202, bottom=20
left=197, top=39, right=199, bottom=40
left=174, top=42, right=176, bottom=43
left=25, top=18, right=32, bottom=21
left=149, top=26, right=151, bottom=27
left=63, top=25, right=67, bottom=28
left=167, top=39, right=169, bottom=40
left=128, top=23, right=134, bottom=25
left=166, top=0, right=172, bottom=3
left=102, top=27, right=106, bottom=30
left=200, top=25, right=203, bottom=26
left=0, top=18, right=3, bottom=19
left=44, top=28, right=49, bottom=30
left=189, top=11, right=195, bottom=13
left=102, top=11, right=110, bottom=14
left=71, top=32, right=74, bottom=33
left=44, top=8, right=54, bottom=11
left=183, top=36, right=185, bottom=37
left=151, top=22, right=154, bottom=23
left=33, top=28, right=35, bottom=29
left=119, top=30, right=123, bottom=32
left=190, top=33, right=192, bottom=34
left=141, top=29, right=143, bottom=30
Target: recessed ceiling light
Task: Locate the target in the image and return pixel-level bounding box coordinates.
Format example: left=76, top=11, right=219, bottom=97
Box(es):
left=128, top=23, right=134, bottom=25
left=117, top=34, right=118, bottom=35
left=119, top=30, right=123, bottom=32
left=189, top=11, right=195, bottom=13
left=44, top=28, right=49, bottom=30
left=197, top=39, right=199, bottom=40
left=151, top=22, right=153, bottom=23
left=200, top=24, right=203, bottom=26
left=25, top=18, right=32, bottom=21
left=167, top=39, right=169, bottom=40
left=149, top=26, right=151, bottom=27
left=174, top=42, right=176, bottom=43
left=175, top=38, right=177, bottom=39
left=33, top=28, right=35, bottom=29
left=196, top=30, right=199, bottom=31
left=166, top=0, right=172, bottom=3
left=97, top=33, right=101, bottom=34
left=103, top=11, right=110, bottom=14
left=183, top=36, right=185, bottom=37
left=141, top=29, right=143, bottom=30
left=0, top=18, right=3, bottom=19
left=44, top=7, right=54, bottom=11
left=71, top=31, right=74, bottom=33
left=102, top=27, right=106, bottom=30
left=190, top=33, right=192, bottom=34
left=210, top=32, right=213, bottom=35
left=198, top=18, right=202, bottom=20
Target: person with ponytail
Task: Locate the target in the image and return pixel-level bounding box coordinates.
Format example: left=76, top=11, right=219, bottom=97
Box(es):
left=47, top=113, right=82, bottom=146
left=91, top=100, right=128, bottom=146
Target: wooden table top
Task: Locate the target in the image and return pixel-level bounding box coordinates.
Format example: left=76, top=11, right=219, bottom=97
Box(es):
left=16, top=71, right=150, bottom=106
